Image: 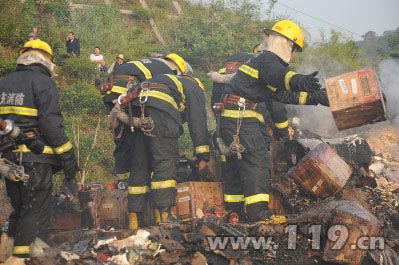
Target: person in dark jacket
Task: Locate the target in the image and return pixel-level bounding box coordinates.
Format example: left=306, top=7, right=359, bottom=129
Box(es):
left=208, top=52, right=291, bottom=222
left=220, top=20, right=329, bottom=224
left=118, top=74, right=209, bottom=227
left=0, top=39, right=79, bottom=258
left=102, top=53, right=191, bottom=181
left=66, top=31, right=80, bottom=58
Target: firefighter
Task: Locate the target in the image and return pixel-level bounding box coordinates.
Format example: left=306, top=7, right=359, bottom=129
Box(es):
left=219, top=20, right=329, bottom=224
left=0, top=39, right=78, bottom=258
left=118, top=74, right=209, bottom=227
left=101, top=53, right=191, bottom=182
left=208, top=52, right=290, bottom=222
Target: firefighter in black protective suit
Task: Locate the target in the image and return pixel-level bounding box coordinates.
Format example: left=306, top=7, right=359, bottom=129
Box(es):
left=102, top=53, right=192, bottom=181
left=219, top=20, right=329, bottom=224
left=0, top=39, right=79, bottom=258
left=117, top=73, right=209, bottom=228
left=208, top=51, right=291, bottom=221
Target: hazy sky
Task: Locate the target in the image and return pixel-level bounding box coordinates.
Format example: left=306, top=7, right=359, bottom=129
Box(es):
left=267, top=0, right=399, bottom=42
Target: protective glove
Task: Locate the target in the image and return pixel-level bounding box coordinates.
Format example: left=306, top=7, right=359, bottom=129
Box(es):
left=59, top=150, right=79, bottom=197
left=206, top=71, right=233, bottom=84
left=61, top=177, right=78, bottom=198
left=290, top=71, right=322, bottom=92
left=307, top=89, right=330, bottom=106
left=315, top=89, right=330, bottom=106
left=60, top=151, right=79, bottom=180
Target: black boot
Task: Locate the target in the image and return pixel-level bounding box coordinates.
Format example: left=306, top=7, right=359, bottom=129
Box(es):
left=248, top=203, right=286, bottom=225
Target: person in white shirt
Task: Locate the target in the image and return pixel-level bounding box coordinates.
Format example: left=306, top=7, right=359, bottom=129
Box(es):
left=89, top=46, right=107, bottom=72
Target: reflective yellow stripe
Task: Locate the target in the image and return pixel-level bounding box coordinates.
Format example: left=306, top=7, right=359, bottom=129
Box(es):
left=110, top=85, right=128, bottom=94
left=220, top=155, right=226, bottom=162
left=151, top=179, right=176, bottom=189
left=284, top=71, right=296, bottom=91
left=192, top=77, right=205, bottom=91
left=165, top=74, right=186, bottom=112
left=128, top=185, right=149, bottom=195
left=13, top=246, right=30, bottom=255
left=53, top=141, right=73, bottom=154
left=13, top=144, right=56, bottom=154
left=221, top=109, right=265, bottom=123
left=244, top=193, right=270, bottom=205
left=218, top=68, right=226, bottom=74
left=275, top=120, right=289, bottom=129
left=144, top=90, right=178, bottom=109
left=238, top=64, right=258, bottom=79
left=0, top=106, right=38, bottom=116
left=128, top=61, right=152, bottom=79
left=115, top=172, right=130, bottom=179
left=195, top=145, right=210, bottom=154
left=224, top=194, right=244, bottom=203
left=299, top=92, right=308, bottom=105
left=267, top=85, right=277, bottom=92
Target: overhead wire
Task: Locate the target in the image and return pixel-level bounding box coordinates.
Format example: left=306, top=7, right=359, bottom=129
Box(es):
left=273, top=1, right=362, bottom=38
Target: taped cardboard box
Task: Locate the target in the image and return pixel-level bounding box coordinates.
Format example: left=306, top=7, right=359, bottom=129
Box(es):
left=175, top=182, right=223, bottom=221
left=325, top=67, right=386, bottom=130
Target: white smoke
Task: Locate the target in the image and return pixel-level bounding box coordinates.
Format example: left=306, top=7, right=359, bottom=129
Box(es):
left=288, top=57, right=343, bottom=138
left=287, top=104, right=339, bottom=137
left=378, top=59, right=399, bottom=125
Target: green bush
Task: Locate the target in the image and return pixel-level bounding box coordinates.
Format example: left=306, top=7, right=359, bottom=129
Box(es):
left=62, top=57, right=98, bottom=81
left=62, top=115, right=114, bottom=184
left=60, top=81, right=104, bottom=116
left=0, top=56, right=16, bottom=76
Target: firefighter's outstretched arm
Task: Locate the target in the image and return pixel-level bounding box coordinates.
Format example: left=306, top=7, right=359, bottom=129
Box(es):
left=272, top=87, right=330, bottom=106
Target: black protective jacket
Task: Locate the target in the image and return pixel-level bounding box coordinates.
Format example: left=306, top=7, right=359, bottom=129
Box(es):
left=103, top=58, right=175, bottom=109
left=129, top=74, right=210, bottom=161
left=225, top=50, right=322, bottom=105
left=0, top=64, right=73, bottom=166
left=210, top=52, right=253, bottom=109
left=211, top=52, right=289, bottom=140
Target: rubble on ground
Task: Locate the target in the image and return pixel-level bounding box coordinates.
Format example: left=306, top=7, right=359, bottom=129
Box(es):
left=1, top=123, right=399, bottom=264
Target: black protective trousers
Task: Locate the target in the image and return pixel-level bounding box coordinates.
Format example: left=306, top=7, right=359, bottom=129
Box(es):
left=127, top=107, right=180, bottom=213
left=6, top=163, right=53, bottom=258
left=113, top=124, right=135, bottom=177
left=220, top=113, right=273, bottom=222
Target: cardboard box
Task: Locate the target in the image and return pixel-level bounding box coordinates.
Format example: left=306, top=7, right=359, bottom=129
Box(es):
left=175, top=182, right=223, bottom=220
left=79, top=189, right=128, bottom=229
left=288, top=143, right=352, bottom=198
left=50, top=194, right=81, bottom=231
left=325, top=67, right=386, bottom=130
left=323, top=201, right=380, bottom=265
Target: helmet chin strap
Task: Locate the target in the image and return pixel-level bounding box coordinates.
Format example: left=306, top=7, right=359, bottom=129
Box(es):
left=266, top=33, right=294, bottom=64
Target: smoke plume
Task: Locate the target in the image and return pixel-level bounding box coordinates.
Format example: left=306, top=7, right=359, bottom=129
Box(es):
left=378, top=59, right=399, bottom=125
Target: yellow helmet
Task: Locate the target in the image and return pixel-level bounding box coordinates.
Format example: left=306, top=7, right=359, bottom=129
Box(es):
left=264, top=20, right=304, bottom=52
left=18, top=39, right=53, bottom=60
left=165, top=53, right=192, bottom=74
